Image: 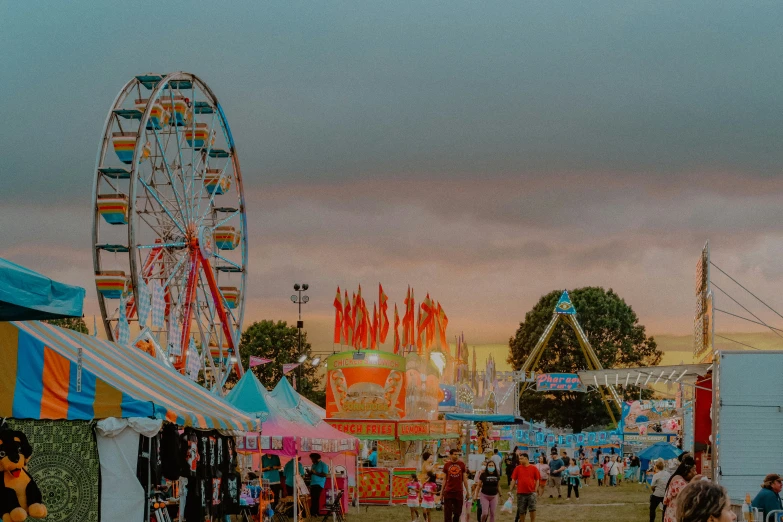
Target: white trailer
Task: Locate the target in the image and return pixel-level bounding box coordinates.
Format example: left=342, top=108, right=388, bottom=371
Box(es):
left=713, top=350, right=783, bottom=502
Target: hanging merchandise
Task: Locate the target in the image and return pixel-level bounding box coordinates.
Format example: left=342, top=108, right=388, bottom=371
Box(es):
left=136, top=276, right=151, bottom=328
left=168, top=307, right=182, bottom=356
left=118, top=294, right=131, bottom=346
left=151, top=279, right=166, bottom=329
left=187, top=338, right=200, bottom=381
left=160, top=423, right=181, bottom=481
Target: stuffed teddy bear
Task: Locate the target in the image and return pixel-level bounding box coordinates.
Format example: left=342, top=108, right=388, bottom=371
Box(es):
left=0, top=428, right=47, bottom=522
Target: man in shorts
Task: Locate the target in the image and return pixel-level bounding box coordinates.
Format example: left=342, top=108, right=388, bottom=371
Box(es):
left=510, top=452, right=540, bottom=522
left=547, top=451, right=565, bottom=498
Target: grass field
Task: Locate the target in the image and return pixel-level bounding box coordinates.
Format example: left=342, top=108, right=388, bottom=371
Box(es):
left=349, top=481, right=650, bottom=522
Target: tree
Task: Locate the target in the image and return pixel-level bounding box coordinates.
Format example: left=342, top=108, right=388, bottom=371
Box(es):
left=508, top=287, right=662, bottom=432
left=227, top=320, right=325, bottom=406
left=44, top=317, right=89, bottom=335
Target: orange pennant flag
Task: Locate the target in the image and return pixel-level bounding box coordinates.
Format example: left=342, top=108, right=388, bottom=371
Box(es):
left=402, top=287, right=412, bottom=346
left=371, top=302, right=378, bottom=350
left=379, top=284, right=389, bottom=344
left=333, top=287, right=342, bottom=344
left=394, top=303, right=400, bottom=354
left=342, top=289, right=352, bottom=346
left=438, top=302, right=449, bottom=355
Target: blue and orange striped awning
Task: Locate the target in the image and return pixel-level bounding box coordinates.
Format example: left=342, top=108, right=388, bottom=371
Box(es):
left=0, top=321, right=260, bottom=432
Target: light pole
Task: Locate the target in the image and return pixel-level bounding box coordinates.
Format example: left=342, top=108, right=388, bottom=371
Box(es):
left=291, top=283, right=309, bottom=390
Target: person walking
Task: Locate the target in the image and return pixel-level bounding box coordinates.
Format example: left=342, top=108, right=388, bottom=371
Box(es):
left=609, top=456, right=620, bottom=487
left=308, top=453, right=329, bottom=518
left=547, top=452, right=565, bottom=498
left=510, top=453, right=540, bottom=522
left=421, top=473, right=438, bottom=522
left=261, top=453, right=282, bottom=505
left=663, top=456, right=700, bottom=522
left=566, top=459, right=581, bottom=500
left=650, top=458, right=671, bottom=522
left=581, top=458, right=593, bottom=487
left=534, top=455, right=549, bottom=497
left=491, top=449, right=503, bottom=474
left=406, top=473, right=421, bottom=522
left=630, top=454, right=641, bottom=483
left=505, top=448, right=519, bottom=487
left=442, top=449, right=469, bottom=522
left=475, top=458, right=502, bottom=522
left=676, top=480, right=737, bottom=522
left=602, top=457, right=611, bottom=487
left=751, top=473, right=783, bottom=519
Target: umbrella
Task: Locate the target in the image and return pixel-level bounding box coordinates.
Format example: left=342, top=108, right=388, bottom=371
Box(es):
left=0, top=258, right=85, bottom=320
left=637, top=441, right=683, bottom=461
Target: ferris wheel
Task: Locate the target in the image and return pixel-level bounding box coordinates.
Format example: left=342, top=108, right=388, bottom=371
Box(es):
left=92, top=72, right=247, bottom=392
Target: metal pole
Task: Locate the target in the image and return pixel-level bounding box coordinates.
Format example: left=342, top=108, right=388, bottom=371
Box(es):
left=294, top=456, right=299, bottom=522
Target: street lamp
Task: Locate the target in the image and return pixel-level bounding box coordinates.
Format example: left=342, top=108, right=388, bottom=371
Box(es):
left=291, top=283, right=310, bottom=390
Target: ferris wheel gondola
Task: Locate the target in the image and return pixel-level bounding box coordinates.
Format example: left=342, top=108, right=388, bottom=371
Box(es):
left=92, top=72, right=247, bottom=394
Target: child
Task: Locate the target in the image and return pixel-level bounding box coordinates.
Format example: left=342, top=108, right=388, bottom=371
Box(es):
left=406, top=473, right=421, bottom=522
left=421, top=472, right=438, bottom=522
left=595, top=463, right=605, bottom=487
left=581, top=458, right=593, bottom=487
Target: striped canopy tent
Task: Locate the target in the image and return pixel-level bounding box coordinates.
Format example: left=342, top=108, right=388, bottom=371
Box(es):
left=0, top=258, right=85, bottom=320
left=0, top=321, right=260, bottom=432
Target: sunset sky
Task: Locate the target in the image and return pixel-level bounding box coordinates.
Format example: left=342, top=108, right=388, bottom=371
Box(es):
left=3, top=2, right=783, bottom=354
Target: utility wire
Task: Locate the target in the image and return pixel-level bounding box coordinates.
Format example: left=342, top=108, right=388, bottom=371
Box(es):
left=712, top=282, right=783, bottom=341
left=711, top=261, right=783, bottom=321
left=714, top=334, right=761, bottom=351
left=714, top=308, right=783, bottom=333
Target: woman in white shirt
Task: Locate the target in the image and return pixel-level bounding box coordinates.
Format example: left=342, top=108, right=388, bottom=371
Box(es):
left=649, top=459, right=671, bottom=522
left=609, top=456, right=620, bottom=487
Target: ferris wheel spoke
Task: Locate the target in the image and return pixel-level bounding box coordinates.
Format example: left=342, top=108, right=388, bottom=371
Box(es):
left=164, top=89, right=191, bottom=224
left=138, top=178, right=187, bottom=235
left=137, top=241, right=187, bottom=250
left=212, top=253, right=242, bottom=271
left=192, top=112, right=219, bottom=220
left=210, top=209, right=240, bottom=231
left=195, top=161, right=231, bottom=229
left=151, top=128, right=188, bottom=222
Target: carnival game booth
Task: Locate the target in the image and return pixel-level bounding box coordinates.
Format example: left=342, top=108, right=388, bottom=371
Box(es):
left=0, top=321, right=260, bottom=522
left=226, top=372, right=358, bottom=517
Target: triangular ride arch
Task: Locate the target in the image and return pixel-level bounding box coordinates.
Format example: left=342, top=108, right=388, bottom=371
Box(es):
left=519, top=290, right=622, bottom=425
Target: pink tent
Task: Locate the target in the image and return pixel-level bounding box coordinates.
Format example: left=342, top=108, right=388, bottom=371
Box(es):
left=226, top=372, right=357, bottom=457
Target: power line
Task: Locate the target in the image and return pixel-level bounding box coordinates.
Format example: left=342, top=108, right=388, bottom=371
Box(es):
left=714, top=334, right=761, bottom=351
left=714, top=308, right=783, bottom=333
left=710, top=261, right=783, bottom=321
left=712, top=282, right=783, bottom=341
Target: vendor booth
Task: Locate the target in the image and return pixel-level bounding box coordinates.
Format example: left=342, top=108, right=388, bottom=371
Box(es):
left=227, top=372, right=358, bottom=518
left=0, top=320, right=260, bottom=522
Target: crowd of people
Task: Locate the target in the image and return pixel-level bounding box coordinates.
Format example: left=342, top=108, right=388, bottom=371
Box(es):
left=402, top=445, right=783, bottom=522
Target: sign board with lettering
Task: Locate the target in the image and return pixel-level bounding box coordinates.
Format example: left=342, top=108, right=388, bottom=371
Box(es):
left=536, top=373, right=585, bottom=392
left=326, top=419, right=397, bottom=440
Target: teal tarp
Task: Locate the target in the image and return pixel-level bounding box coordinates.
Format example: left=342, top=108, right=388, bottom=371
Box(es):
left=0, top=258, right=85, bottom=320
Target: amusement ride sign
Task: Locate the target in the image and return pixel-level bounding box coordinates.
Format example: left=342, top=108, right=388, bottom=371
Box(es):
left=536, top=373, right=585, bottom=391
left=325, top=351, right=406, bottom=420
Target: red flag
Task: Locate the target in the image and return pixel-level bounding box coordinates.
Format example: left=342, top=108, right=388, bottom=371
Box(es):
left=379, top=284, right=389, bottom=344
left=354, top=292, right=365, bottom=349
left=402, top=287, right=412, bottom=346
left=283, top=362, right=300, bottom=374
left=394, top=304, right=400, bottom=354
left=370, top=302, right=378, bottom=350
left=361, top=298, right=370, bottom=349
left=342, top=290, right=352, bottom=346
left=420, top=294, right=434, bottom=350
left=416, top=305, right=423, bottom=354
left=333, top=287, right=343, bottom=344
left=438, top=302, right=449, bottom=354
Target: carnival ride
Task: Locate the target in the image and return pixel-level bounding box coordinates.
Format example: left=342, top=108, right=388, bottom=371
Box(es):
left=92, top=72, right=247, bottom=393
left=518, top=290, right=623, bottom=424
